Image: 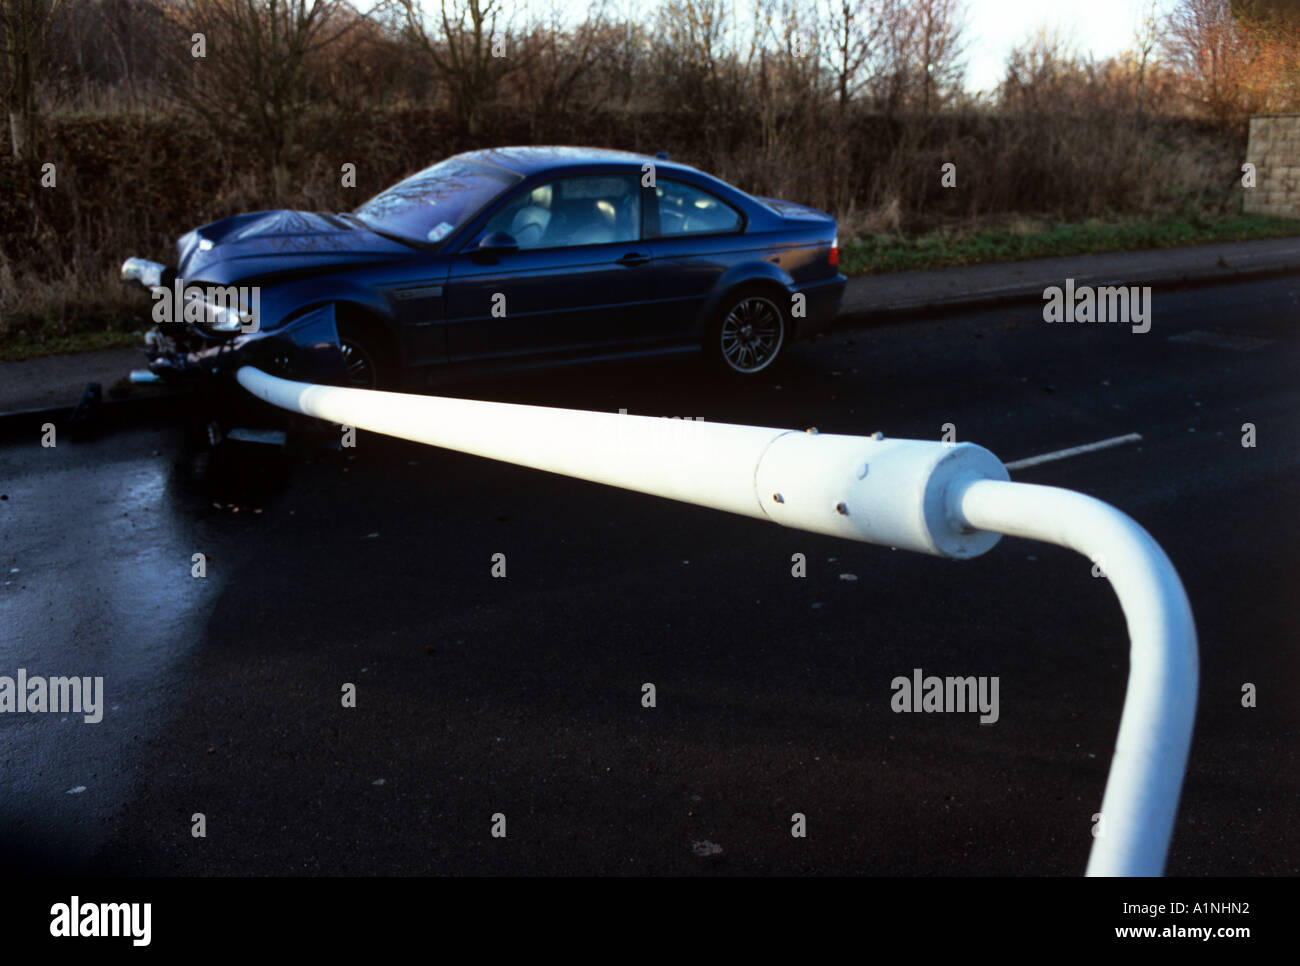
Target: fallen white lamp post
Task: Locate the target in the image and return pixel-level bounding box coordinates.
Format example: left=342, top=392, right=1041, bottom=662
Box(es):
left=236, top=365, right=1198, bottom=877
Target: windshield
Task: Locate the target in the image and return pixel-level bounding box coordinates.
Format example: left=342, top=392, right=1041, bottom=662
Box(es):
left=352, top=158, right=521, bottom=245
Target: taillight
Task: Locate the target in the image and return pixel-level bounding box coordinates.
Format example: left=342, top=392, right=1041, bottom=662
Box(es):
left=829, top=237, right=839, bottom=267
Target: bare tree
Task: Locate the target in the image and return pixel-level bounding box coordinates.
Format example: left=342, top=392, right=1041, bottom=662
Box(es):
left=1238, top=2, right=1300, bottom=112
left=1, top=0, right=64, bottom=159
left=1163, top=0, right=1259, bottom=122
left=583, top=16, right=653, bottom=110
left=41, top=0, right=175, bottom=112
left=388, top=0, right=518, bottom=135
left=653, top=0, right=737, bottom=113
left=866, top=0, right=915, bottom=113
left=508, top=1, right=610, bottom=121
left=912, top=0, right=966, bottom=113
left=159, top=0, right=367, bottom=197
left=818, top=0, right=882, bottom=110
left=754, top=0, right=823, bottom=100
left=998, top=26, right=1087, bottom=114
left=1131, top=0, right=1160, bottom=118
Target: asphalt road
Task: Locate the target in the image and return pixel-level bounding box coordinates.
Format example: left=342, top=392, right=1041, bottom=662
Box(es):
left=1, top=276, right=1297, bottom=876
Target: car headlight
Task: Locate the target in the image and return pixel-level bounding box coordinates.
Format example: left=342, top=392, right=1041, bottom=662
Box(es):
left=195, top=296, right=247, bottom=333
left=121, top=257, right=167, bottom=289
left=177, top=289, right=258, bottom=335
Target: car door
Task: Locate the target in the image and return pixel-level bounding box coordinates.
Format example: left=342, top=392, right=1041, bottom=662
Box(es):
left=644, top=178, right=748, bottom=343
left=376, top=261, right=452, bottom=368
left=444, top=172, right=653, bottom=362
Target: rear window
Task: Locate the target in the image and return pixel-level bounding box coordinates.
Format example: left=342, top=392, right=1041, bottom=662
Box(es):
left=655, top=180, right=742, bottom=236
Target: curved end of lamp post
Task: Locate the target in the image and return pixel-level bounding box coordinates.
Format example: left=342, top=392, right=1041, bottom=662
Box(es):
left=953, top=479, right=1199, bottom=877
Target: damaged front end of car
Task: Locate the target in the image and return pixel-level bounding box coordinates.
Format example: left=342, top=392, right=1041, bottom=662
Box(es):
left=119, top=256, right=347, bottom=390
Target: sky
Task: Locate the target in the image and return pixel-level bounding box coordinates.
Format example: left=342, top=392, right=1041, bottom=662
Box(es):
left=962, top=0, right=1167, bottom=94
left=402, top=0, right=1174, bottom=96
left=530, top=0, right=1176, bottom=95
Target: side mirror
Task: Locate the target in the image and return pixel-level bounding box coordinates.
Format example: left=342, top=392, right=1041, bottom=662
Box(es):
left=478, top=231, right=519, bottom=254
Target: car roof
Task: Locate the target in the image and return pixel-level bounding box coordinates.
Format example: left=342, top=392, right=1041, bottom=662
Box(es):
left=460, top=146, right=700, bottom=178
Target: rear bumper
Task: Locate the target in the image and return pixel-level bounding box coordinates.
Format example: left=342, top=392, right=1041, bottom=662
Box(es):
left=792, top=274, right=846, bottom=339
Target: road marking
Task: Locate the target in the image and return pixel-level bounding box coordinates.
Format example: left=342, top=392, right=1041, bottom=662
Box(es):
left=226, top=427, right=288, bottom=446
left=1004, top=433, right=1143, bottom=472
left=1168, top=329, right=1274, bottom=351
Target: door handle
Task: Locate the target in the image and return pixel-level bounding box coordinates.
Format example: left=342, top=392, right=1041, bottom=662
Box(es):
left=617, top=252, right=651, bottom=267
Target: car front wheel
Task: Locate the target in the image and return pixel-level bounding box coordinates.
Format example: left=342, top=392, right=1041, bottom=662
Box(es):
left=336, top=316, right=396, bottom=390
left=708, top=290, right=787, bottom=375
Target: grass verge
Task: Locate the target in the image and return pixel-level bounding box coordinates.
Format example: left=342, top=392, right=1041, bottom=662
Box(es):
left=840, top=214, right=1300, bottom=275
left=0, top=328, right=143, bottom=362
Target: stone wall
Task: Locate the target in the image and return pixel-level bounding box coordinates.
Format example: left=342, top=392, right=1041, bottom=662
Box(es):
left=1244, top=114, right=1300, bottom=217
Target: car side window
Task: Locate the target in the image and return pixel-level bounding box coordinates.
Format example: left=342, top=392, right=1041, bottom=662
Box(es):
left=654, top=180, right=742, bottom=236
left=483, top=175, right=641, bottom=250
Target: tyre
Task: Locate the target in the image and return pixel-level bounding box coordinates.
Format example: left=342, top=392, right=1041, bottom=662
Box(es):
left=706, top=288, right=788, bottom=375
left=336, top=315, right=397, bottom=390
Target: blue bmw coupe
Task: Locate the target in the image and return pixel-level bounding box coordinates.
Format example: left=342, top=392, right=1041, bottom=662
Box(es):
left=122, top=146, right=846, bottom=388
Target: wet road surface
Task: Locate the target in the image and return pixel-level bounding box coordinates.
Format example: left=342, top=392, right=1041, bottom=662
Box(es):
left=2, top=276, right=1297, bottom=875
